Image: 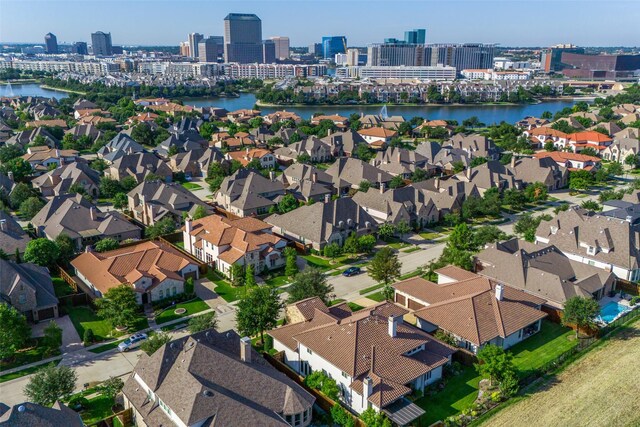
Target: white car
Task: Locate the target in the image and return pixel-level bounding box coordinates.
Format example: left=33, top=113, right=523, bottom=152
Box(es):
left=118, top=333, right=148, bottom=352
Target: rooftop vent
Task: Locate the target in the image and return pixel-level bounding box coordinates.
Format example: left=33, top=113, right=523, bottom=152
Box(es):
left=203, top=390, right=214, bottom=397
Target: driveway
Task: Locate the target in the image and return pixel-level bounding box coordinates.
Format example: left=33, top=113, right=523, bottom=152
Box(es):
left=31, top=315, right=83, bottom=354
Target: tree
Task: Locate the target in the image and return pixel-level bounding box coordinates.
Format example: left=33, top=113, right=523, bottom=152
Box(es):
left=245, top=264, right=256, bottom=287
left=358, top=234, right=377, bottom=254
left=24, top=364, right=77, bottom=406
left=396, top=220, right=412, bottom=240
left=354, top=143, right=374, bottom=162
left=95, top=238, right=120, bottom=252
left=192, top=205, right=208, bottom=220
left=24, top=238, right=59, bottom=268
left=514, top=212, right=543, bottom=242
left=230, top=264, right=245, bottom=287
left=42, top=321, right=62, bottom=356
left=524, top=182, right=548, bottom=202
left=95, top=284, right=139, bottom=329
left=503, top=189, right=527, bottom=210
left=580, top=200, right=601, bottom=211
left=287, top=268, right=334, bottom=304
left=323, top=242, right=342, bottom=259
left=140, top=331, right=171, bottom=356
left=9, top=183, right=34, bottom=209
left=284, top=247, right=298, bottom=277
left=411, top=168, right=428, bottom=182
left=99, top=177, right=123, bottom=198
left=605, top=161, right=624, bottom=177
left=54, top=233, right=76, bottom=265
left=342, top=232, right=360, bottom=255
left=0, top=304, right=31, bottom=360
left=367, top=247, right=401, bottom=286
left=377, top=223, right=396, bottom=241
left=99, top=376, right=124, bottom=400
left=562, top=296, right=600, bottom=338
left=544, top=141, right=556, bottom=151
left=188, top=312, right=218, bottom=333
left=331, top=404, right=355, bottom=427
left=83, top=328, right=95, bottom=346
left=278, top=194, right=299, bottom=213
left=145, top=217, right=176, bottom=238
left=19, top=197, right=45, bottom=220
left=120, top=176, right=138, bottom=192
left=624, top=154, right=639, bottom=169
left=358, top=180, right=371, bottom=192
left=382, top=284, right=395, bottom=301
left=389, top=175, right=405, bottom=189
left=360, top=408, right=392, bottom=427
left=236, top=285, right=283, bottom=345
left=581, top=147, right=598, bottom=157
left=475, top=344, right=515, bottom=387
left=0, top=158, right=32, bottom=180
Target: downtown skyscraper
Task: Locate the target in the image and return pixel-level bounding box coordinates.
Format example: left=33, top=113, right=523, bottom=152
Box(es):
left=223, top=13, right=263, bottom=63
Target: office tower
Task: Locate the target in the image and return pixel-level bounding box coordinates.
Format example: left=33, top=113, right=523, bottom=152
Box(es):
left=404, top=29, right=426, bottom=44
left=188, top=33, right=203, bottom=58
left=308, top=43, right=323, bottom=57
left=198, top=36, right=224, bottom=62
left=367, top=43, right=425, bottom=66
left=346, top=48, right=359, bottom=66
left=44, top=33, right=58, bottom=54
left=72, top=42, right=88, bottom=55
left=91, top=31, right=113, bottom=56
left=262, top=40, right=276, bottom=63
left=270, top=36, right=290, bottom=60
left=541, top=46, right=586, bottom=72
left=321, top=36, right=347, bottom=60
left=179, top=41, right=190, bottom=57
left=223, top=13, right=263, bottom=63
left=428, top=43, right=494, bottom=72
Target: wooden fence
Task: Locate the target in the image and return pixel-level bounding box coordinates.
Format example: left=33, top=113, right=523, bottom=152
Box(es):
left=616, top=279, right=640, bottom=296
left=86, top=407, right=132, bottom=427
left=58, top=265, right=78, bottom=293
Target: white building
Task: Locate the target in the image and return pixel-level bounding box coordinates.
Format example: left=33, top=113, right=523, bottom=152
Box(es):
left=336, top=65, right=456, bottom=80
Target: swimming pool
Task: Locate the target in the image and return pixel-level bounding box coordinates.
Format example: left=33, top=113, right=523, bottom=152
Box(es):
left=598, top=302, right=631, bottom=324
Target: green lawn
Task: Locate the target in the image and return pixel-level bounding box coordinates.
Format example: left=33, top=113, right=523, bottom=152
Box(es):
left=206, top=270, right=246, bottom=302
left=402, top=247, right=421, bottom=253
left=0, top=361, right=59, bottom=383
left=67, top=306, right=148, bottom=342
left=399, top=270, right=423, bottom=280
left=419, top=232, right=442, bottom=240
left=88, top=340, right=124, bottom=354
left=182, top=182, right=202, bottom=190
left=347, top=302, right=365, bottom=311
left=52, top=277, right=75, bottom=297
left=80, top=394, right=115, bottom=425
left=302, top=255, right=333, bottom=271
left=155, top=298, right=209, bottom=325
left=263, top=275, right=290, bottom=287
left=174, top=241, right=185, bottom=249
left=359, top=283, right=384, bottom=295
left=0, top=338, right=60, bottom=371
left=367, top=291, right=386, bottom=302
left=417, top=320, right=576, bottom=425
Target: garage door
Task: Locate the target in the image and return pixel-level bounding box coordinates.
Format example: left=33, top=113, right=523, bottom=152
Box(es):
left=408, top=299, right=425, bottom=311
left=395, top=294, right=406, bottom=306
left=38, top=307, right=56, bottom=321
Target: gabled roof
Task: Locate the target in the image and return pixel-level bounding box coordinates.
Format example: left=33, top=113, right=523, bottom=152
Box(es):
left=0, top=259, right=59, bottom=310
left=0, top=401, right=83, bottom=426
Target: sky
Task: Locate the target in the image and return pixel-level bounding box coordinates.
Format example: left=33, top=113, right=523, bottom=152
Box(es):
left=1, top=0, right=639, bottom=47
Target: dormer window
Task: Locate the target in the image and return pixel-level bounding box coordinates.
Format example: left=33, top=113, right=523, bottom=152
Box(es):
left=550, top=226, right=558, bottom=235
left=587, top=246, right=596, bottom=255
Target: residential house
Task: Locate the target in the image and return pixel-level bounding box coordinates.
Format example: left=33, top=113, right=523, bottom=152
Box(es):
left=533, top=151, right=601, bottom=171
left=357, top=127, right=397, bottom=146
left=97, top=133, right=145, bottom=164
left=0, top=211, right=29, bottom=257
left=613, top=127, right=639, bottom=141
left=360, top=114, right=405, bottom=130
left=155, top=132, right=207, bottom=158
left=588, top=121, right=622, bottom=137
left=25, top=119, right=68, bottom=129
left=266, top=198, right=376, bottom=251
left=226, top=148, right=276, bottom=169
left=370, top=147, right=434, bottom=179
left=217, top=132, right=257, bottom=151
left=411, top=178, right=480, bottom=219
left=31, top=194, right=142, bottom=250
left=214, top=169, right=285, bottom=217
left=269, top=299, right=454, bottom=422
left=263, top=110, right=302, bottom=125
left=320, top=130, right=366, bottom=157
left=325, top=158, right=393, bottom=194
left=393, top=269, right=547, bottom=354
left=535, top=206, right=640, bottom=281
left=451, top=160, right=520, bottom=195
left=226, top=109, right=261, bottom=123
left=509, top=156, right=568, bottom=190
left=447, top=134, right=500, bottom=160
left=273, top=137, right=334, bottom=164
left=21, top=147, right=79, bottom=174
left=0, top=172, right=15, bottom=199
left=601, top=191, right=640, bottom=225
left=126, top=111, right=160, bottom=126
left=71, top=240, right=199, bottom=304
left=122, top=329, right=315, bottom=427
left=352, top=186, right=439, bottom=227
left=0, top=259, right=59, bottom=322
left=0, top=402, right=84, bottom=426
left=475, top=238, right=616, bottom=308
left=567, top=131, right=613, bottom=153
left=128, top=180, right=212, bottom=226
left=65, top=123, right=104, bottom=142
left=197, top=147, right=227, bottom=178
left=516, top=116, right=549, bottom=130
left=602, top=137, right=640, bottom=165
left=183, top=215, right=287, bottom=277
left=310, top=114, right=348, bottom=129
left=280, top=163, right=334, bottom=187
left=105, top=152, right=173, bottom=183
left=5, top=127, right=59, bottom=149
left=73, top=98, right=98, bottom=110
left=415, top=141, right=471, bottom=174
left=31, top=162, right=101, bottom=197
left=523, top=127, right=568, bottom=149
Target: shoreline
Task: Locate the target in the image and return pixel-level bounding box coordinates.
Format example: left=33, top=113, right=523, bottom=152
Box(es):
left=254, top=99, right=577, bottom=109
left=39, top=84, right=87, bottom=95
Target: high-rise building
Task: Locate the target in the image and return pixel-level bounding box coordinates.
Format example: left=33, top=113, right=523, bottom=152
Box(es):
left=540, top=46, right=586, bottom=72
left=91, top=31, right=113, bottom=56
left=270, top=36, right=290, bottom=60
left=404, top=29, right=426, bottom=44
left=346, top=48, right=360, bottom=66
left=308, top=43, right=323, bottom=57
left=72, top=42, right=88, bottom=55
left=262, top=40, right=276, bottom=64
left=188, top=33, right=204, bottom=58
left=427, top=43, right=494, bottom=72
left=367, top=43, right=425, bottom=66
left=198, top=36, right=224, bottom=62
left=44, top=33, right=58, bottom=54
left=224, top=13, right=263, bottom=63
left=321, top=36, right=347, bottom=60
left=179, top=41, right=190, bottom=57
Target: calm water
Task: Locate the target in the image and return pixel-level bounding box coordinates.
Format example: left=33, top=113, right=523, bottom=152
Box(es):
left=5, top=83, right=578, bottom=124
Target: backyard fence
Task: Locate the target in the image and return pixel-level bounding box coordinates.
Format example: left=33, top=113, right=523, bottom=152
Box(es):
left=452, top=349, right=477, bottom=367
left=615, top=279, right=640, bottom=296
left=599, top=306, right=640, bottom=337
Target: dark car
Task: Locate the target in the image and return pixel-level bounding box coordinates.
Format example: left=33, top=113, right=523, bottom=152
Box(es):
left=342, top=267, right=361, bottom=277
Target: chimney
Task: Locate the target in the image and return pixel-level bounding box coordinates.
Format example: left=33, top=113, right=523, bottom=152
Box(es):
left=434, top=177, right=440, bottom=189
left=312, top=172, right=318, bottom=183
left=269, top=171, right=275, bottom=181
left=397, top=151, right=401, bottom=163
left=363, top=376, right=373, bottom=404
left=380, top=182, right=386, bottom=194
left=324, top=193, right=331, bottom=203
left=55, top=149, right=60, bottom=157
left=0, top=219, right=6, bottom=232
left=495, top=284, right=504, bottom=301
left=388, top=315, right=399, bottom=337
left=7, top=171, right=13, bottom=181
left=465, top=167, right=471, bottom=180
left=89, top=207, right=96, bottom=221
left=148, top=204, right=154, bottom=224
left=246, top=147, right=250, bottom=155
left=510, top=154, right=516, bottom=168
left=240, top=336, right=251, bottom=363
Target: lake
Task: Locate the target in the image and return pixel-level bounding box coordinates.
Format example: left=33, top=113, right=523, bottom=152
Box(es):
left=4, top=83, right=579, bottom=125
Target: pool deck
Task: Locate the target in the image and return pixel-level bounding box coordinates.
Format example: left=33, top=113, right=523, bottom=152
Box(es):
left=599, top=295, right=631, bottom=308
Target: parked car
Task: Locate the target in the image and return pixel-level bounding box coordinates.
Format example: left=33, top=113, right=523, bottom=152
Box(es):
left=342, top=267, right=361, bottom=277
left=118, top=333, right=148, bottom=352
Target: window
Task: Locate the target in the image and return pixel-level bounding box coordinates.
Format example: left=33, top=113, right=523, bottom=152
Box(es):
left=426, top=370, right=432, bottom=380
left=341, top=371, right=348, bottom=379
left=159, top=290, right=164, bottom=299
left=172, top=287, right=177, bottom=296
left=18, top=293, right=26, bottom=304
left=306, top=348, right=312, bottom=355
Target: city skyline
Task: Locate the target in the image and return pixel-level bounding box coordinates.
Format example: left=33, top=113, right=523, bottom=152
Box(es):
left=1, top=0, right=639, bottom=47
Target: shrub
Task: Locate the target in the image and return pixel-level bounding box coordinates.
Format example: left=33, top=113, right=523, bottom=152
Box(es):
left=83, top=328, right=95, bottom=346
left=67, top=395, right=89, bottom=410
left=263, top=334, right=273, bottom=352
left=630, top=296, right=640, bottom=306
left=490, top=391, right=502, bottom=403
